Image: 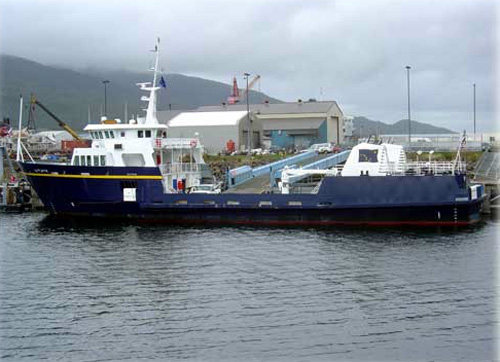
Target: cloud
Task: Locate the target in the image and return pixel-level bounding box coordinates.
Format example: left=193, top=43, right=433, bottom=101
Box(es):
left=1, top=0, right=497, bottom=132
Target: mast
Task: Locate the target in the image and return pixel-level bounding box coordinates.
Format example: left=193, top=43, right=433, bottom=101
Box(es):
left=137, top=37, right=162, bottom=125
left=16, top=95, right=23, bottom=162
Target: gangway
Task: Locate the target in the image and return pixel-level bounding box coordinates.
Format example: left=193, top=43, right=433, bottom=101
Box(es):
left=473, top=146, right=500, bottom=183
left=225, top=151, right=318, bottom=189
left=274, top=150, right=350, bottom=184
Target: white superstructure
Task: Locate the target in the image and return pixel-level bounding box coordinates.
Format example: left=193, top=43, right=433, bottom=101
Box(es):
left=70, top=38, right=206, bottom=193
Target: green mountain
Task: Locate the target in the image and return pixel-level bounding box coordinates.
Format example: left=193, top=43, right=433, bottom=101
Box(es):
left=1, top=55, right=456, bottom=136
left=352, top=116, right=455, bottom=136
left=0, top=55, right=280, bottom=130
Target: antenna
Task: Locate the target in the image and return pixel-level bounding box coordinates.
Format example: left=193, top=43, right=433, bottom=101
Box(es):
left=16, top=95, right=23, bottom=162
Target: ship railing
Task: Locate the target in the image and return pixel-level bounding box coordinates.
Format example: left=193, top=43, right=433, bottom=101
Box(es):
left=159, top=163, right=200, bottom=175
left=154, top=138, right=200, bottom=150
left=394, top=161, right=465, bottom=176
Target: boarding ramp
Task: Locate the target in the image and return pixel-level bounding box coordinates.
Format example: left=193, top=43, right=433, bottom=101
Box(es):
left=225, top=151, right=318, bottom=189
left=274, top=150, right=350, bottom=183
left=474, top=146, right=500, bottom=183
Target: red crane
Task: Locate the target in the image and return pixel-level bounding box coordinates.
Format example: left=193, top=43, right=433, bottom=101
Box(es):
left=226, top=75, right=260, bottom=104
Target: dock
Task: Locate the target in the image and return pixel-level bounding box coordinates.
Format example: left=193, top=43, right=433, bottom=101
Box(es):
left=473, top=146, right=500, bottom=214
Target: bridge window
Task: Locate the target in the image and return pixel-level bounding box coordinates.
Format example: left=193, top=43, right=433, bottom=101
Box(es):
left=145, top=130, right=152, bottom=138
left=80, top=155, right=86, bottom=166
left=109, top=131, right=115, bottom=139
left=87, top=155, right=92, bottom=165
left=138, top=130, right=144, bottom=138
left=359, top=149, right=378, bottom=163
left=73, top=156, right=80, bottom=165
left=93, top=155, right=99, bottom=166
left=100, top=155, right=106, bottom=166
left=120, top=131, right=125, bottom=138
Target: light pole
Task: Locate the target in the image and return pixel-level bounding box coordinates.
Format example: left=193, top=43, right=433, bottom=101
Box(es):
left=473, top=83, right=476, bottom=137
left=102, top=80, right=110, bottom=118
left=244, top=73, right=251, bottom=154
left=405, top=66, right=412, bottom=151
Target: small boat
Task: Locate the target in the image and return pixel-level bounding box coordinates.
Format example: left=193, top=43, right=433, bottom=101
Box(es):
left=18, top=39, right=485, bottom=226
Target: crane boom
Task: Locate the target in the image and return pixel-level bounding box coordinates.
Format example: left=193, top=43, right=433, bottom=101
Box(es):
left=30, top=96, right=82, bottom=140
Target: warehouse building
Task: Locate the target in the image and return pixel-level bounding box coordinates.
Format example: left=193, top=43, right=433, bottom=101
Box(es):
left=197, top=100, right=344, bottom=150
left=162, top=110, right=262, bottom=154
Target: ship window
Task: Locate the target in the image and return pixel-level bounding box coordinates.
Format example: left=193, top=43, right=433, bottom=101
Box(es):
left=138, top=130, right=144, bottom=138
left=104, top=131, right=109, bottom=139
left=80, top=155, right=86, bottom=166
left=358, top=149, right=378, bottom=163
left=98, top=132, right=104, bottom=139
left=73, top=156, right=79, bottom=166
left=87, top=155, right=92, bottom=165
left=259, top=201, right=272, bottom=207
left=93, top=155, right=99, bottom=166
left=145, top=130, right=152, bottom=138
left=100, top=155, right=106, bottom=166
left=122, top=153, right=145, bottom=167
left=110, top=131, right=115, bottom=139
left=121, top=131, right=125, bottom=137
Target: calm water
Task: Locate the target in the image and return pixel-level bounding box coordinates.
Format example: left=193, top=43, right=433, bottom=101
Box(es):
left=0, top=213, right=498, bottom=361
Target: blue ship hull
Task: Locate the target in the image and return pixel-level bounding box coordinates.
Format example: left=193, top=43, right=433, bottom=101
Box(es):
left=20, top=162, right=484, bottom=226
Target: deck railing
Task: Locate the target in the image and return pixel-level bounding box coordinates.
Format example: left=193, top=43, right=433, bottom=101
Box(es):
left=159, top=163, right=199, bottom=175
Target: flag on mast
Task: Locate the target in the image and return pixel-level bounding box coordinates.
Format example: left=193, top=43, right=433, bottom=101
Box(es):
left=159, top=76, right=166, bottom=88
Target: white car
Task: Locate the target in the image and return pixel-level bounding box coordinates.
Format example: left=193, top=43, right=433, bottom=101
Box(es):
left=189, top=184, right=221, bottom=194
left=309, top=143, right=333, bottom=153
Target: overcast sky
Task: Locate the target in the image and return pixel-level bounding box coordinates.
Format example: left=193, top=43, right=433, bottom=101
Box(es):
left=1, top=0, right=498, bottom=132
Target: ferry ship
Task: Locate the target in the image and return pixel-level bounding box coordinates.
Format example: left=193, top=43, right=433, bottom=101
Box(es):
left=19, top=39, right=485, bottom=226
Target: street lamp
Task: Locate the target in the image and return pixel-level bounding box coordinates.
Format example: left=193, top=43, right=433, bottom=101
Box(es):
left=244, top=73, right=251, bottom=154
left=473, top=83, right=476, bottom=137
left=102, top=80, right=110, bottom=118
left=405, top=66, right=412, bottom=151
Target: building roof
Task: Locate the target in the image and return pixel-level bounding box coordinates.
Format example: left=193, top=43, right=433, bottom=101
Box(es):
left=196, top=101, right=341, bottom=115
left=157, top=110, right=184, bottom=124
left=168, top=111, right=249, bottom=127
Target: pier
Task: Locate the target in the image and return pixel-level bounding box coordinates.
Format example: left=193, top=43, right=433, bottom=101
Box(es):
left=473, top=145, right=500, bottom=214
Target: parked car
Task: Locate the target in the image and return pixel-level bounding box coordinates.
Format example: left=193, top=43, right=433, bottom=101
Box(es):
left=308, top=143, right=342, bottom=154
left=189, top=184, right=221, bottom=194
left=309, top=143, right=332, bottom=153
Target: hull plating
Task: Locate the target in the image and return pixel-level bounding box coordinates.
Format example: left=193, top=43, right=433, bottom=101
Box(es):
left=21, top=162, right=484, bottom=226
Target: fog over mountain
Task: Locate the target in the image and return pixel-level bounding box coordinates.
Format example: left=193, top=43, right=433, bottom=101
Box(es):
left=0, top=0, right=496, bottom=133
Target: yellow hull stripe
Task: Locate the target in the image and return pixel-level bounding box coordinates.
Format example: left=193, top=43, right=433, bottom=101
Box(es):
left=24, top=172, right=163, bottom=180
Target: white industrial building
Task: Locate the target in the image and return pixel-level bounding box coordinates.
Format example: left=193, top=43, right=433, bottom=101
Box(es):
left=164, top=111, right=263, bottom=154
left=197, top=100, right=344, bottom=150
